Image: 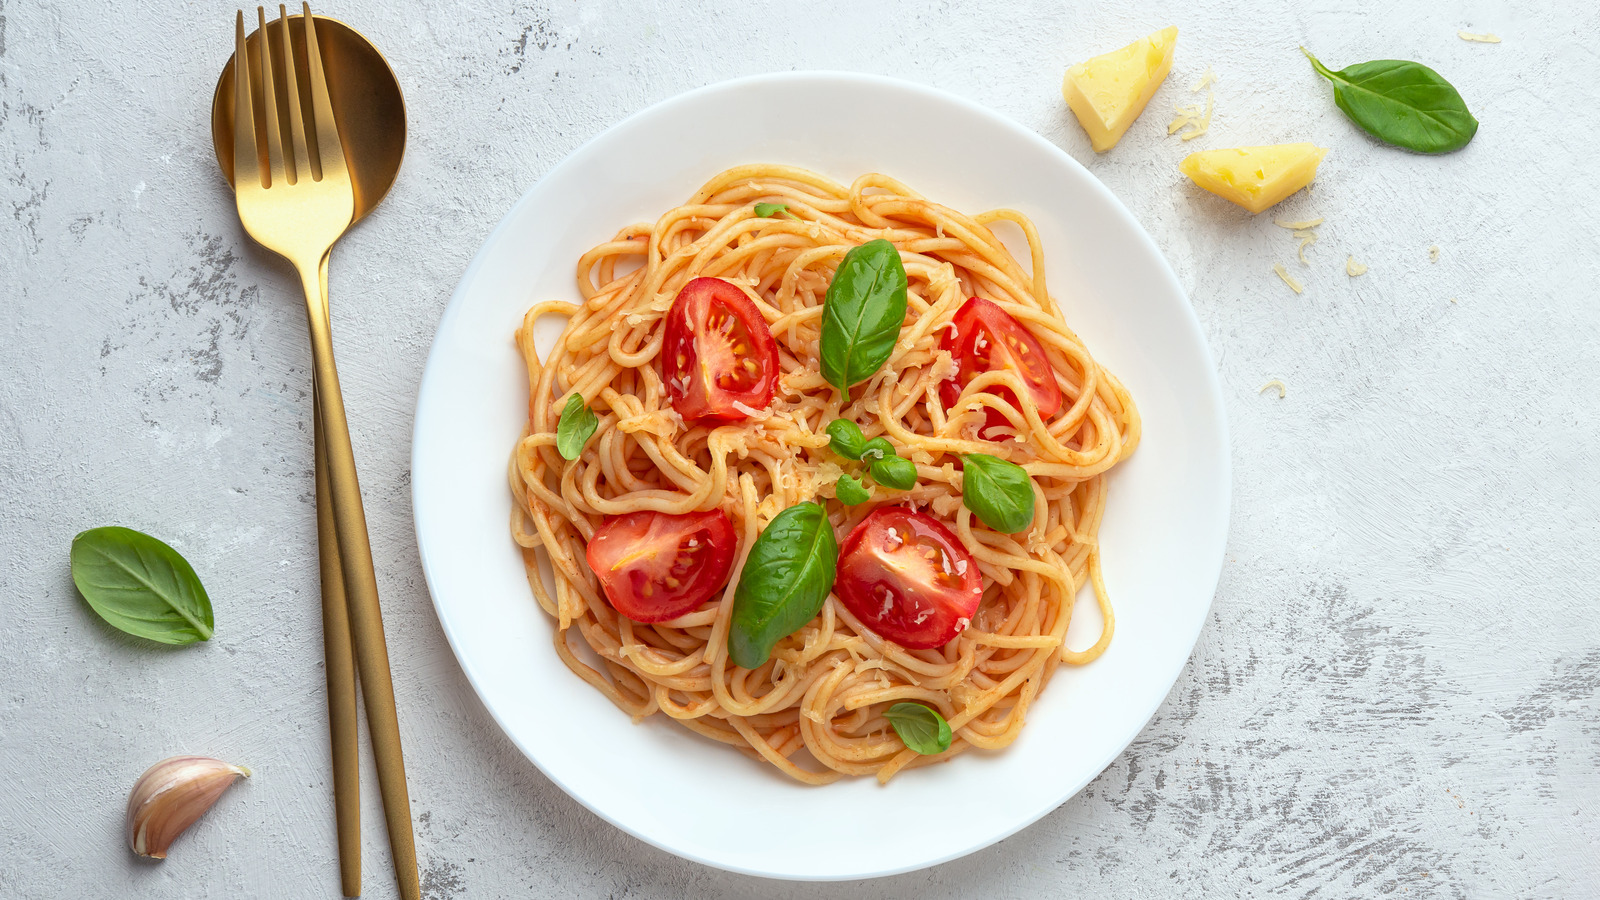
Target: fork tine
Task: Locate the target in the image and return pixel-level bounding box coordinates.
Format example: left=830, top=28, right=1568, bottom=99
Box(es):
left=302, top=3, right=347, bottom=181
left=232, top=10, right=260, bottom=189
left=255, top=6, right=286, bottom=187
left=277, top=4, right=311, bottom=184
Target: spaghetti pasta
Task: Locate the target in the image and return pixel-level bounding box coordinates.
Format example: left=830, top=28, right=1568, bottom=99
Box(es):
left=508, top=165, right=1139, bottom=784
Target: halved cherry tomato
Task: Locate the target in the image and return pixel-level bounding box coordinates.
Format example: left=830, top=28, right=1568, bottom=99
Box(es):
left=834, top=507, right=983, bottom=649
left=663, top=277, right=780, bottom=423
left=585, top=509, right=736, bottom=623
left=938, top=297, right=1063, bottom=440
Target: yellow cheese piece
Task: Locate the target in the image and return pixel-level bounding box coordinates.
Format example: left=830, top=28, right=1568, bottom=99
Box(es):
left=1179, top=144, right=1329, bottom=214
left=1062, top=26, right=1179, bottom=152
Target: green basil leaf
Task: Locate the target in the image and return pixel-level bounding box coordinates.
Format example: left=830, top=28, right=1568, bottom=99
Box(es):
left=753, top=202, right=799, bottom=220
left=860, top=437, right=895, bottom=463
left=835, top=474, right=871, bottom=506
left=1302, top=48, right=1478, bottom=154
left=728, top=502, right=838, bottom=669
left=884, top=702, right=951, bottom=755
left=825, top=419, right=868, bottom=461
left=819, top=239, right=908, bottom=400
left=869, top=455, right=917, bottom=492
left=556, top=393, right=598, bottom=460
left=70, top=527, right=214, bottom=645
left=962, top=453, right=1035, bottom=533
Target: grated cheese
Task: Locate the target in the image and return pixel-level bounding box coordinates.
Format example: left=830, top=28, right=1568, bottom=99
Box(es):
left=1346, top=256, right=1368, bottom=277
left=1274, top=217, right=1324, bottom=230
left=1273, top=264, right=1304, bottom=294
left=1429, top=245, right=1441, bottom=262
left=1458, top=31, right=1501, bottom=43
left=1258, top=379, right=1287, bottom=399
left=1189, top=65, right=1217, bottom=92
left=1169, top=89, right=1214, bottom=141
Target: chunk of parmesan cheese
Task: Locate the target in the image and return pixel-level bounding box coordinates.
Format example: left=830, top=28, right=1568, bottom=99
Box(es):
left=1273, top=264, right=1305, bottom=294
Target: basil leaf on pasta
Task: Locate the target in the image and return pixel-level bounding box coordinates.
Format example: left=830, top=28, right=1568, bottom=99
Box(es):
left=884, top=702, right=951, bottom=755
left=835, top=474, right=871, bottom=506
left=70, top=527, right=214, bottom=645
left=728, top=502, right=838, bottom=670
left=753, top=202, right=798, bottom=220
left=819, top=239, right=908, bottom=400
left=859, top=437, right=895, bottom=463
left=961, top=453, right=1035, bottom=533
left=869, top=455, right=917, bottom=492
left=825, top=419, right=868, bottom=461
left=556, top=393, right=597, bottom=460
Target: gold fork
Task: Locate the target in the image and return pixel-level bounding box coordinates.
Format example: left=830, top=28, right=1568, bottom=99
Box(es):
left=232, top=7, right=419, bottom=899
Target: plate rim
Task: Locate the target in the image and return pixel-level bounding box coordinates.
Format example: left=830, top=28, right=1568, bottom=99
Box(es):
left=411, top=69, right=1232, bottom=881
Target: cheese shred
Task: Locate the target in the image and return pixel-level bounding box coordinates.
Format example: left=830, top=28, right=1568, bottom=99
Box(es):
left=1346, top=256, right=1368, bottom=277
left=1258, top=379, right=1287, bottom=399
left=1189, top=65, right=1217, bottom=92
left=1273, top=263, right=1304, bottom=294
left=1458, top=31, right=1501, bottom=43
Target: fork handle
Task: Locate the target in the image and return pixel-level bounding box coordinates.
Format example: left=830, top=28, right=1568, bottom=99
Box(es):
left=298, top=255, right=421, bottom=900
left=311, top=259, right=362, bottom=898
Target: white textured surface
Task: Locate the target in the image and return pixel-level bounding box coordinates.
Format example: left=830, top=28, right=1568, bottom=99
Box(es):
left=1, top=1, right=1595, bottom=897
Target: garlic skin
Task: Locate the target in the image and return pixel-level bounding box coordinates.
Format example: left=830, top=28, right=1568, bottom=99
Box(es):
left=126, top=756, right=250, bottom=859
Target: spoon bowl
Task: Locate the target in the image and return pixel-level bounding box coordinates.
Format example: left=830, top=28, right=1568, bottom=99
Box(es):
left=211, top=13, right=405, bottom=220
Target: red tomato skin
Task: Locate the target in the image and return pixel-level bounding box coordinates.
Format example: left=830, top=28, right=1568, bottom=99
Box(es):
left=585, top=509, right=736, bottom=623
left=938, top=297, right=1063, bottom=439
left=834, top=507, right=984, bottom=649
left=662, top=277, right=780, bottom=423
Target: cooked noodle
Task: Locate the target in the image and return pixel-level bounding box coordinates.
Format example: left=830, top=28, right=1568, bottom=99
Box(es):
left=509, top=165, right=1140, bottom=784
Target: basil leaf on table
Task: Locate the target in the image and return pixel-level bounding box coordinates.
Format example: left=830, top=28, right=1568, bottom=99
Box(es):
left=869, top=455, right=917, bottom=492
left=728, top=502, right=838, bottom=669
left=884, top=702, right=952, bottom=755
left=753, top=202, right=798, bottom=220
left=556, top=392, right=598, bottom=460
left=825, top=419, right=869, bottom=461
left=834, top=474, right=871, bottom=506
left=70, top=527, right=214, bottom=645
left=1301, top=48, right=1478, bottom=154
left=819, top=239, right=908, bottom=400
left=961, top=453, right=1036, bottom=533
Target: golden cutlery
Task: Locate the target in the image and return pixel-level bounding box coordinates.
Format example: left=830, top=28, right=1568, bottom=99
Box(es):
left=221, top=6, right=417, bottom=898
left=212, top=11, right=405, bottom=895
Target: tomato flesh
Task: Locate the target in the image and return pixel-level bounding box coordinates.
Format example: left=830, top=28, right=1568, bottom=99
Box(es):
left=834, top=507, right=983, bottom=649
left=585, top=509, right=736, bottom=623
left=663, top=277, right=780, bottom=422
left=938, top=297, right=1063, bottom=439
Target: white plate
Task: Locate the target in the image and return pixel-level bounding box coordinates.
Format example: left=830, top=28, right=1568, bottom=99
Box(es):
left=412, top=72, right=1229, bottom=881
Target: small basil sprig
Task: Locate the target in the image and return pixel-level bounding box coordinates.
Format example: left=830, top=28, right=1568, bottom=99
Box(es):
left=1301, top=48, right=1478, bottom=154
left=825, top=421, right=918, bottom=495
left=962, top=453, right=1035, bottom=533
left=825, top=419, right=869, bottom=460
left=754, top=202, right=799, bottom=220
left=728, top=502, right=838, bottom=669
left=70, top=527, right=214, bottom=645
left=556, top=393, right=597, bottom=460
left=884, top=702, right=952, bottom=755
left=835, top=474, right=871, bottom=506
left=820, top=239, right=908, bottom=400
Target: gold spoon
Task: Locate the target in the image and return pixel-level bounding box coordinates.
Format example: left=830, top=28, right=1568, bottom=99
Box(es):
left=210, top=9, right=407, bottom=899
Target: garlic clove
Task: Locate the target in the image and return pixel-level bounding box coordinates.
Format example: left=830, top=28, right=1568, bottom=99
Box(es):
left=126, top=755, right=251, bottom=859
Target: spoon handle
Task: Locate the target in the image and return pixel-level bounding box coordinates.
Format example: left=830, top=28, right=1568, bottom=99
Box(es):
left=312, top=259, right=362, bottom=897
left=299, top=255, right=421, bottom=900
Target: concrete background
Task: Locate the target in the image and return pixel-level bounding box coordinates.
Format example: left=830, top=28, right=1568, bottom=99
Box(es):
left=2, top=0, right=1596, bottom=897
